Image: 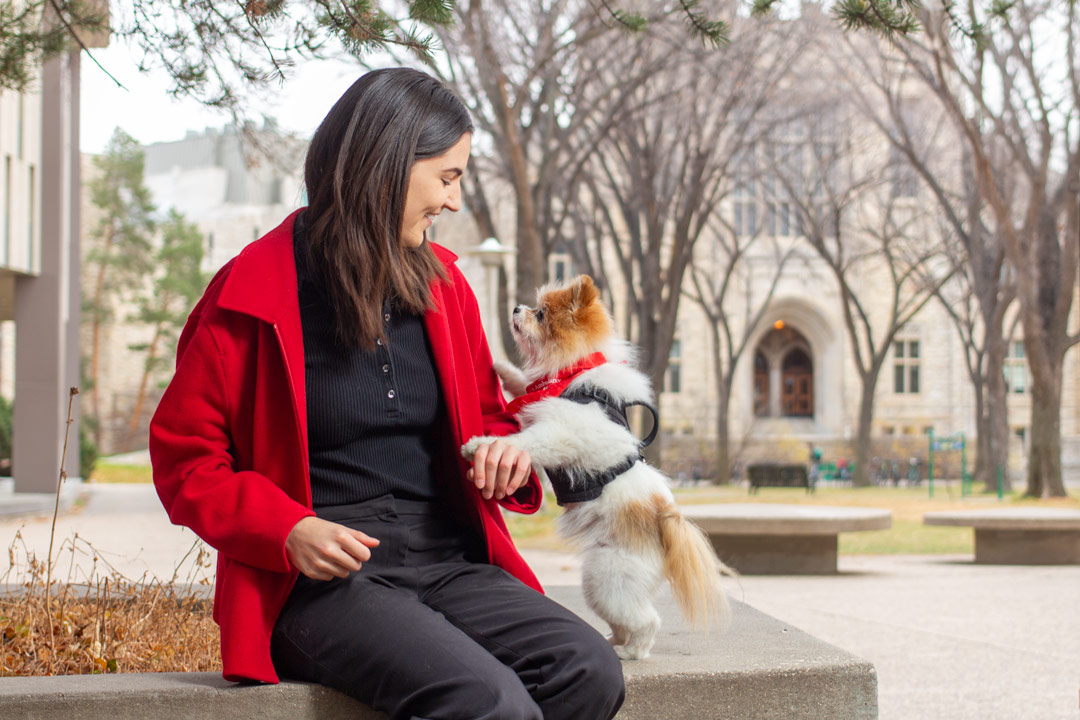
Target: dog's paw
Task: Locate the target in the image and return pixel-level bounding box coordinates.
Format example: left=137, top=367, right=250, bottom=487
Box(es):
left=614, top=645, right=650, bottom=661
left=461, top=436, right=497, bottom=460
left=493, top=359, right=528, bottom=396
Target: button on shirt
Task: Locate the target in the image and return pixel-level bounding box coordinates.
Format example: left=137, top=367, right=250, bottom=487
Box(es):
left=294, top=216, right=446, bottom=507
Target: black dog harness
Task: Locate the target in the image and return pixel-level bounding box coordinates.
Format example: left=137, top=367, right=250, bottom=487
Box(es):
left=545, top=385, right=658, bottom=506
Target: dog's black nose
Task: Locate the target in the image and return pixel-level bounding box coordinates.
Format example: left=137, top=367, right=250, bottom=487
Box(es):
left=513, top=305, right=524, bottom=316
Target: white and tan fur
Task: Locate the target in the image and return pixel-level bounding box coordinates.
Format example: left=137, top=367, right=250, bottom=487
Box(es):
left=462, top=275, right=731, bottom=660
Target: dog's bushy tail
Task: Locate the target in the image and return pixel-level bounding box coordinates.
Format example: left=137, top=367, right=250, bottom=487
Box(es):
left=658, top=501, right=733, bottom=630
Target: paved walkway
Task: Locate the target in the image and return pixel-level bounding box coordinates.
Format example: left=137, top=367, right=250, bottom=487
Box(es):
left=2, top=484, right=1078, bottom=720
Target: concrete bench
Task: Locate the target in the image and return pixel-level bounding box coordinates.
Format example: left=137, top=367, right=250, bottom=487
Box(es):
left=683, top=503, right=893, bottom=574
left=0, top=587, right=878, bottom=720
left=924, top=508, right=1080, bottom=564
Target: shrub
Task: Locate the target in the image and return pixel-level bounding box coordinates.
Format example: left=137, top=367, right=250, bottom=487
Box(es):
left=79, top=422, right=98, bottom=481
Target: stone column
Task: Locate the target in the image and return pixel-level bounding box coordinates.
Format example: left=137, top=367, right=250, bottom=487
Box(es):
left=13, top=50, right=81, bottom=491
left=769, top=355, right=782, bottom=418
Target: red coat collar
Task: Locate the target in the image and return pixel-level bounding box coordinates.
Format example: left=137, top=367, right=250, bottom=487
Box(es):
left=506, top=352, right=607, bottom=415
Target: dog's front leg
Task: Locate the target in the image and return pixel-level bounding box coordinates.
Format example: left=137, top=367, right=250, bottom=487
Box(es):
left=461, top=426, right=549, bottom=462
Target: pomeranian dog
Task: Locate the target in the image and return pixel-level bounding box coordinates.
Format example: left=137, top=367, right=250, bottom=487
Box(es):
left=462, top=275, right=731, bottom=659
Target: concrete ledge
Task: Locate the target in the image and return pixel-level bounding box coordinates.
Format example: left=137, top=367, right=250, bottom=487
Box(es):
left=0, top=479, right=84, bottom=519
left=924, top=508, right=1080, bottom=564
left=0, top=587, right=878, bottom=719
left=683, top=503, right=892, bottom=574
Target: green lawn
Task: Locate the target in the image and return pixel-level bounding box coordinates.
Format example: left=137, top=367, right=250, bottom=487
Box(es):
left=505, top=483, right=1080, bottom=555
left=90, top=462, right=153, bottom=484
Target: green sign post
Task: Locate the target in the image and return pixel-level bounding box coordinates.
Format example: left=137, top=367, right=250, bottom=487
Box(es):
left=928, top=429, right=969, bottom=498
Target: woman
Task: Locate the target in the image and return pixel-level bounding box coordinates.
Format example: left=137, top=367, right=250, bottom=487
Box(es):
left=150, top=68, right=625, bottom=720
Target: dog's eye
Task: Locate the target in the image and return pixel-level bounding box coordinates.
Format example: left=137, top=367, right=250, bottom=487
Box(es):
left=534, top=309, right=545, bottom=322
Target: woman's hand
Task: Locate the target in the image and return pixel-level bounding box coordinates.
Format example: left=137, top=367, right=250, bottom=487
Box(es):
left=467, top=438, right=532, bottom=501
left=285, top=516, right=380, bottom=581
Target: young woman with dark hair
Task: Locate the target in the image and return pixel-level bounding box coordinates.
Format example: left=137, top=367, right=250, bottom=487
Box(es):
left=149, top=68, right=625, bottom=720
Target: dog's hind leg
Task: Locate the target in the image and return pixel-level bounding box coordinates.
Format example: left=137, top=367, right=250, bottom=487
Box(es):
left=581, top=546, right=663, bottom=660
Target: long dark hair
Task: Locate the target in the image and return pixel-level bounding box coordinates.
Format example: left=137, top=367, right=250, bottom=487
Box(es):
left=303, top=68, right=473, bottom=347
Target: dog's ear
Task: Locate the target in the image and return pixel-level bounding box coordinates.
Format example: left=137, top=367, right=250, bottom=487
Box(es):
left=571, top=275, right=598, bottom=309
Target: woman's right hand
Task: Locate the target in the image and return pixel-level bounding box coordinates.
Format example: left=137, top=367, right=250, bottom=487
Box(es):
left=285, top=516, right=381, bottom=580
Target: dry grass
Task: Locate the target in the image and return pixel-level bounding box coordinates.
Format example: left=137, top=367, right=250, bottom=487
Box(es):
left=0, top=532, right=220, bottom=676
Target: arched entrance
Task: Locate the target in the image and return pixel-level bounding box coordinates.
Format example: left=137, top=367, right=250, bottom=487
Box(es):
left=753, top=326, right=814, bottom=419
left=781, top=348, right=813, bottom=417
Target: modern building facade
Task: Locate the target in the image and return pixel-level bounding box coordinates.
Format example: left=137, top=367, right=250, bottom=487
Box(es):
left=0, top=45, right=86, bottom=492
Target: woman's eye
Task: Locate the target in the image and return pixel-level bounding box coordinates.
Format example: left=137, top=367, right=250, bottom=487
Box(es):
left=442, top=179, right=451, bottom=187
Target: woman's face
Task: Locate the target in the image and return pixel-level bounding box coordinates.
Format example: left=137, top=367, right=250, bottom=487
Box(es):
left=400, top=132, right=472, bottom=248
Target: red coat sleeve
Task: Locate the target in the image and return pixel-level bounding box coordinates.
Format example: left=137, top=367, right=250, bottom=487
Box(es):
left=451, top=266, right=542, bottom=515
left=149, top=309, right=314, bottom=574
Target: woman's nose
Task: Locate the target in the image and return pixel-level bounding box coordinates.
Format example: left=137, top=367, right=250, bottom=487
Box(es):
left=444, top=183, right=462, bottom=212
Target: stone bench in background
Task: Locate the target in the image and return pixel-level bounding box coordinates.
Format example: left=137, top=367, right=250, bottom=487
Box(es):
left=683, top=503, right=892, bottom=574
left=924, top=508, right=1080, bottom=564
left=0, top=587, right=878, bottom=720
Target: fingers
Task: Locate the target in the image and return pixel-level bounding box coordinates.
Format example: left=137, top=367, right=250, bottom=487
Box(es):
left=471, top=442, right=490, bottom=492
left=505, top=450, right=532, bottom=496
left=472, top=439, right=531, bottom=500
left=339, top=530, right=377, bottom=564
left=285, top=517, right=381, bottom=581
left=351, top=529, right=381, bottom=548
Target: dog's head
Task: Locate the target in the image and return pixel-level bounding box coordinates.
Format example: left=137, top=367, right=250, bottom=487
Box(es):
left=511, top=275, right=614, bottom=379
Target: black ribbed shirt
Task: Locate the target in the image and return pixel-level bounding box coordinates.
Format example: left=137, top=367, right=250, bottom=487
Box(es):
left=294, top=215, right=446, bottom=508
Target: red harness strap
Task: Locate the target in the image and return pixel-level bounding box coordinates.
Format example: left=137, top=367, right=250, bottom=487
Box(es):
left=506, top=352, right=607, bottom=416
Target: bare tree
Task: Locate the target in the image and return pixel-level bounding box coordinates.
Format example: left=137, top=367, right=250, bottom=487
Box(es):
left=839, top=47, right=1018, bottom=492
left=771, top=99, right=956, bottom=487
left=568, top=14, right=808, bottom=467
left=893, top=2, right=1080, bottom=497
left=421, top=0, right=675, bottom=359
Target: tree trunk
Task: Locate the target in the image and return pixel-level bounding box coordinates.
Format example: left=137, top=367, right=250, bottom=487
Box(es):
left=983, top=338, right=1012, bottom=493
left=126, top=325, right=162, bottom=451
left=714, top=380, right=732, bottom=485
left=1026, top=369, right=1066, bottom=498
left=853, top=377, right=875, bottom=487
left=496, top=265, right=523, bottom=367
left=641, top=364, right=666, bottom=469
left=973, top=378, right=989, bottom=488
left=88, top=228, right=113, bottom=448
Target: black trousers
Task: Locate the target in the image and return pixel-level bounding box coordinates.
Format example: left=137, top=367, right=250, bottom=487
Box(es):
left=270, top=495, right=625, bottom=720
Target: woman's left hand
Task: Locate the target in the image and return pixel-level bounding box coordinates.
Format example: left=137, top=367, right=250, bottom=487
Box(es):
left=467, top=438, right=532, bottom=501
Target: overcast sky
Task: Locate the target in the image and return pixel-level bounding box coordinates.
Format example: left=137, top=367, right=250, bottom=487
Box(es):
left=79, top=43, right=365, bottom=154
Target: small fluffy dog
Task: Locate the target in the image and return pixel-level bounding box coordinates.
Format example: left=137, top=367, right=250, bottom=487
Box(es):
left=462, top=275, right=730, bottom=659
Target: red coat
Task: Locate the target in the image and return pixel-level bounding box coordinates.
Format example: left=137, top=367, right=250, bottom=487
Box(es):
left=149, top=209, right=543, bottom=684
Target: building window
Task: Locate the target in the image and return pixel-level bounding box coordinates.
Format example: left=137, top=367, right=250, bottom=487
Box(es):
left=733, top=151, right=758, bottom=237
left=27, top=165, right=34, bottom=268
left=17, top=93, right=24, bottom=160
left=548, top=246, right=572, bottom=283
left=4, top=156, right=10, bottom=265
left=889, top=146, right=918, bottom=198
left=664, top=338, right=682, bottom=393
left=893, top=337, right=920, bottom=393
left=1004, top=341, right=1029, bottom=393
